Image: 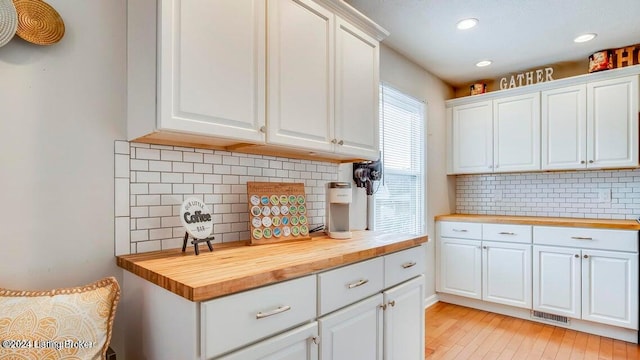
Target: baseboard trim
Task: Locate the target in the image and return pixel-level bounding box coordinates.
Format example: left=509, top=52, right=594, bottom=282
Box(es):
left=437, top=293, right=639, bottom=344
left=425, top=294, right=439, bottom=309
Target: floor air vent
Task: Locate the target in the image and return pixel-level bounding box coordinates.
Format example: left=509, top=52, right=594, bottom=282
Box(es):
left=531, top=310, right=570, bottom=325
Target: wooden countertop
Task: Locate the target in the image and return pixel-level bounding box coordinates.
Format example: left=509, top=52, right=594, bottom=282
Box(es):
left=435, top=214, right=640, bottom=230
left=117, top=231, right=427, bottom=302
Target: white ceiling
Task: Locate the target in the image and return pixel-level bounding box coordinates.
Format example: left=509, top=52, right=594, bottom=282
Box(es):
left=345, top=0, right=640, bottom=87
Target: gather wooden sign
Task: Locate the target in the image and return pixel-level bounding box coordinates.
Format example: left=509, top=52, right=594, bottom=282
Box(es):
left=499, top=67, right=555, bottom=90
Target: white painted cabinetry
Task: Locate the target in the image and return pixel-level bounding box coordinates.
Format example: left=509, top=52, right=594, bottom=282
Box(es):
left=493, top=93, right=541, bottom=172
left=123, top=245, right=425, bottom=360
left=533, top=226, right=639, bottom=330
left=127, top=0, right=387, bottom=161
left=437, top=221, right=531, bottom=308
left=587, top=75, right=639, bottom=169
left=542, top=75, right=639, bottom=170
left=319, top=246, right=425, bottom=360
left=447, top=68, right=640, bottom=174
left=267, top=0, right=334, bottom=153
left=437, top=219, right=640, bottom=342
left=334, top=18, right=380, bottom=159
left=450, top=101, right=493, bottom=174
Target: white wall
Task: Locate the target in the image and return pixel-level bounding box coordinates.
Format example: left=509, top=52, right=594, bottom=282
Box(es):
left=0, top=0, right=126, bottom=355
left=379, top=45, right=455, bottom=301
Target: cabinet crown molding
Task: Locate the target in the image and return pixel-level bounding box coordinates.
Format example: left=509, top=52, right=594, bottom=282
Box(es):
left=446, top=64, right=640, bottom=107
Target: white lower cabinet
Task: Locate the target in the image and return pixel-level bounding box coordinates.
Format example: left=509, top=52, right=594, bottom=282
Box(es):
left=219, top=322, right=319, bottom=360
left=438, top=220, right=640, bottom=342
left=319, top=294, right=383, bottom=360
left=482, top=241, right=531, bottom=308
left=437, top=222, right=531, bottom=308
left=438, top=237, right=482, bottom=299
left=383, top=275, right=425, bottom=360
left=534, top=245, right=639, bottom=329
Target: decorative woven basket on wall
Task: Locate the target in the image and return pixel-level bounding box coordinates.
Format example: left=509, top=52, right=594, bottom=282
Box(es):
left=0, top=0, right=18, bottom=47
left=13, top=0, right=64, bottom=45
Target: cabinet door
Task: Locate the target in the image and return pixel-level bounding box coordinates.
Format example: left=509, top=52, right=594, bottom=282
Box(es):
left=581, top=249, right=639, bottom=329
left=383, top=275, right=425, bottom=360
left=158, top=0, right=266, bottom=142
left=541, top=85, right=587, bottom=170
left=319, top=294, right=383, bottom=360
left=587, top=75, right=639, bottom=168
left=450, top=101, right=493, bottom=174
left=219, top=322, right=319, bottom=360
left=334, top=17, right=379, bottom=160
left=533, top=245, right=581, bottom=318
left=493, top=93, right=541, bottom=172
left=482, top=241, right=531, bottom=309
left=438, top=238, right=482, bottom=299
left=267, top=0, right=334, bottom=152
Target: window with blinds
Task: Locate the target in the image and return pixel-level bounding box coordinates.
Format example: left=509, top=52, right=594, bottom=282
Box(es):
left=374, top=84, right=425, bottom=234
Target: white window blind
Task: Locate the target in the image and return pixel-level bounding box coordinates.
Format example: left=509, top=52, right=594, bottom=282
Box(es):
left=374, top=84, right=425, bottom=234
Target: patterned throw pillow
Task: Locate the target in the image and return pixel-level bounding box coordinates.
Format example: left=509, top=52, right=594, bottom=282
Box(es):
left=0, top=277, right=120, bottom=360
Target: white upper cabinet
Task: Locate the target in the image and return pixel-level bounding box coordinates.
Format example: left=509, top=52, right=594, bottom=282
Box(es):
left=542, top=84, right=587, bottom=170
left=447, top=68, right=640, bottom=174
left=334, top=18, right=380, bottom=159
left=158, top=0, right=266, bottom=142
left=267, top=0, right=334, bottom=153
left=128, top=0, right=387, bottom=161
left=587, top=75, right=639, bottom=169
left=493, top=93, right=541, bottom=172
left=450, top=101, right=493, bottom=174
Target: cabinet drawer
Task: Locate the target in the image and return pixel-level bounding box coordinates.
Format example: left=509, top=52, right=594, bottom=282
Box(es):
left=201, top=275, right=316, bottom=359
left=483, top=224, right=532, bottom=243
left=318, top=257, right=384, bottom=316
left=439, top=221, right=482, bottom=239
left=533, top=226, right=638, bottom=252
left=384, top=245, right=425, bottom=288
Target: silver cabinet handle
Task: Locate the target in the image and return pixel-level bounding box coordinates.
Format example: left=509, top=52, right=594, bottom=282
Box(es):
left=347, top=279, right=369, bottom=289
left=571, top=236, right=593, bottom=240
left=259, top=126, right=266, bottom=133
left=388, top=300, right=396, bottom=307
left=338, top=140, right=344, bottom=145
left=580, top=160, right=586, bottom=164
left=256, top=305, right=291, bottom=319
left=312, top=337, right=320, bottom=345
left=574, top=254, right=580, bottom=258
left=589, top=160, right=594, bottom=164
left=482, top=246, right=488, bottom=249
left=331, top=139, right=337, bottom=144
left=402, top=262, right=417, bottom=269
left=452, top=229, right=468, bottom=232
left=584, top=254, right=589, bottom=259
left=498, top=232, right=516, bottom=235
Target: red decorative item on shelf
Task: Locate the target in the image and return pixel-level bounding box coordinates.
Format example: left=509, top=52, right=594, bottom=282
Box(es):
left=470, top=83, right=486, bottom=95
left=588, top=50, right=613, bottom=73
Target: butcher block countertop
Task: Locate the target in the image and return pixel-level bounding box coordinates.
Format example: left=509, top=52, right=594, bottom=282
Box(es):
left=435, top=214, right=640, bottom=230
left=117, top=231, right=427, bottom=302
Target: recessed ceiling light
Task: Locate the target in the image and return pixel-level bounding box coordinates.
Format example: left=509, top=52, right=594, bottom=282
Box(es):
left=476, top=60, right=492, bottom=67
left=574, top=33, right=597, bottom=43
left=457, top=18, right=478, bottom=30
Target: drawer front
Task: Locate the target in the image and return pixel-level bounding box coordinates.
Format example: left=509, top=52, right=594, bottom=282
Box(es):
left=318, top=257, right=384, bottom=316
left=533, top=226, right=638, bottom=252
left=483, top=223, right=532, bottom=243
left=201, top=275, right=316, bottom=359
left=439, top=221, right=482, bottom=239
left=384, top=245, right=425, bottom=288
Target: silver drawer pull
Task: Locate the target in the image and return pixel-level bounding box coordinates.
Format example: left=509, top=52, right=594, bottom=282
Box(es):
left=452, top=229, right=468, bottom=232
left=256, top=305, right=291, bottom=319
left=498, top=232, right=516, bottom=235
left=571, top=236, right=593, bottom=240
left=347, top=279, right=369, bottom=289
left=402, top=262, right=417, bottom=269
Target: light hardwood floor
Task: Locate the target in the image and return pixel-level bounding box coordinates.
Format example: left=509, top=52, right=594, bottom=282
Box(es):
left=425, top=302, right=640, bottom=360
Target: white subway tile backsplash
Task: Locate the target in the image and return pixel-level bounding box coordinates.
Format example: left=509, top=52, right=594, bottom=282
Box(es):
left=456, top=169, right=640, bottom=220
left=118, top=142, right=339, bottom=253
